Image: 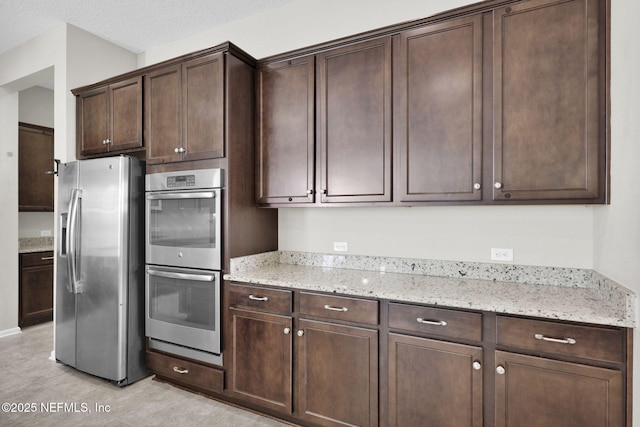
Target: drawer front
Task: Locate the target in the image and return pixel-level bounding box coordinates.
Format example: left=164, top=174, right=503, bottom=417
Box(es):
left=496, top=316, right=625, bottom=363
left=146, top=351, right=224, bottom=393
left=21, top=251, right=54, bottom=268
left=228, top=283, right=293, bottom=314
left=299, top=292, right=379, bottom=325
left=388, top=303, right=482, bottom=342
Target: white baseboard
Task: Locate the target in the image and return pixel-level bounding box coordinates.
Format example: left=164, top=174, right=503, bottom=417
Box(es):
left=49, top=350, right=55, bottom=361
left=0, top=327, right=21, bottom=339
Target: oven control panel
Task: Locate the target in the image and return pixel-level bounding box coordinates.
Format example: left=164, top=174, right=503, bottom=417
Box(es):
left=166, top=175, right=195, bottom=188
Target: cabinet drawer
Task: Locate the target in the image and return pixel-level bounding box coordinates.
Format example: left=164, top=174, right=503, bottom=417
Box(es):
left=299, top=292, right=378, bottom=325
left=228, top=283, right=292, bottom=314
left=496, top=316, right=625, bottom=364
left=389, top=303, right=482, bottom=342
left=21, top=251, right=54, bottom=267
left=146, top=351, right=224, bottom=393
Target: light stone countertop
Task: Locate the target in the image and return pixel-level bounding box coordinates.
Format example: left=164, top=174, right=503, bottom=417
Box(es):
left=19, top=237, right=54, bottom=254
left=225, top=251, right=636, bottom=328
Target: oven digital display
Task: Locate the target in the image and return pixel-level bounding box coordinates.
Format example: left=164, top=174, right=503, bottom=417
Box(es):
left=166, top=175, right=196, bottom=188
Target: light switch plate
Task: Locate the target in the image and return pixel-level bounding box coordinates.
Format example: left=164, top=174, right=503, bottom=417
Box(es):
left=333, top=241, right=348, bottom=252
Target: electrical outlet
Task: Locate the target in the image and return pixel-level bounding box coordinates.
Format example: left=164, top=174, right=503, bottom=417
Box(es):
left=333, top=241, right=348, bottom=252
left=491, top=248, right=513, bottom=262
left=40, top=230, right=52, bottom=237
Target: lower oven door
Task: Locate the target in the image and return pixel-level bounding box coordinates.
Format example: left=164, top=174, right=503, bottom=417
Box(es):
left=145, top=266, right=220, bottom=354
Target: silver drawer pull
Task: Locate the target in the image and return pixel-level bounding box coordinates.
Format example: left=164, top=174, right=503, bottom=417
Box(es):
left=173, top=367, right=189, bottom=374
left=534, top=333, right=576, bottom=345
left=324, top=304, right=348, bottom=312
left=41, top=256, right=55, bottom=261
left=416, top=318, right=448, bottom=327
left=249, top=295, right=269, bottom=302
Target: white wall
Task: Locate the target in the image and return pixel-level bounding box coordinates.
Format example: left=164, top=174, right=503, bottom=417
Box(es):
left=18, top=86, right=55, bottom=239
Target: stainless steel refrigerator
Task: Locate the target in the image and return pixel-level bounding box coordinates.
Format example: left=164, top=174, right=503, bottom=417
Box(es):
left=56, top=155, right=148, bottom=385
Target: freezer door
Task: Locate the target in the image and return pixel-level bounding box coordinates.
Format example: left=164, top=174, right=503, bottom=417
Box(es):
left=75, top=157, right=130, bottom=382
left=55, top=161, right=78, bottom=367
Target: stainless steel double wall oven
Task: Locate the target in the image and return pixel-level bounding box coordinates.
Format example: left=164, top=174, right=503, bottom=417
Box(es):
left=145, top=168, right=223, bottom=365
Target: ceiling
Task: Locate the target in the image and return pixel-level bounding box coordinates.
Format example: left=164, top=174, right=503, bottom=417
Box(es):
left=0, top=0, right=296, bottom=57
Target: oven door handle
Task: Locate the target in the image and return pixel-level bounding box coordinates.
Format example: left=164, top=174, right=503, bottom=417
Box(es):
left=146, top=191, right=216, bottom=200
left=147, top=268, right=216, bottom=282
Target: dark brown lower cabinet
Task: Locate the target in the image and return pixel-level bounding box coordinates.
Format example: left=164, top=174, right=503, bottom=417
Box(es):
left=19, top=251, right=54, bottom=327
left=494, top=350, right=624, bottom=427
left=388, top=333, right=483, bottom=427
left=229, top=308, right=293, bottom=413
left=297, top=319, right=378, bottom=427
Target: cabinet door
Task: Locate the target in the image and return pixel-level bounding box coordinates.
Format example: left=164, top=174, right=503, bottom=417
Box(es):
left=256, top=56, right=315, bottom=204
left=230, top=308, right=293, bottom=414
left=18, top=124, right=54, bottom=211
left=495, top=351, right=624, bottom=427
left=493, top=0, right=604, bottom=201
left=19, top=253, right=54, bottom=327
left=77, top=86, right=109, bottom=156
left=182, top=53, right=225, bottom=161
left=297, top=319, right=378, bottom=427
left=109, top=76, right=143, bottom=152
left=145, top=65, right=182, bottom=164
left=395, top=15, right=483, bottom=202
left=388, top=333, right=483, bottom=427
left=317, top=37, right=392, bottom=203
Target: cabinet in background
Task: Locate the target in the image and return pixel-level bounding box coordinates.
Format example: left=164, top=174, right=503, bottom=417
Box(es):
left=74, top=76, right=142, bottom=158
left=256, top=55, right=315, bottom=204
left=317, top=37, right=393, bottom=204
left=19, top=251, right=54, bottom=327
left=491, top=0, right=605, bottom=202
left=18, top=123, right=54, bottom=211
left=257, top=36, right=393, bottom=205
left=394, top=15, right=483, bottom=202
left=145, top=53, right=224, bottom=164
left=387, top=303, right=483, bottom=427
left=228, top=284, right=293, bottom=414
left=494, top=315, right=626, bottom=426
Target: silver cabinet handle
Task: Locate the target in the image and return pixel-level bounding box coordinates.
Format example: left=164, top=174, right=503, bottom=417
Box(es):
left=472, top=361, right=482, bottom=370
left=297, top=330, right=304, bottom=337
left=416, top=318, right=448, bottom=327
left=249, top=295, right=269, bottom=302
left=494, top=182, right=502, bottom=189
left=178, top=147, right=186, bottom=153
left=174, top=147, right=180, bottom=153
left=534, top=334, right=576, bottom=345
left=41, top=256, right=55, bottom=261
left=307, top=189, right=313, bottom=194
left=284, top=328, right=291, bottom=335
left=324, top=304, right=348, bottom=312
left=173, top=367, right=189, bottom=374
left=321, top=189, right=327, bottom=194
left=496, top=365, right=505, bottom=375
left=473, top=183, right=481, bottom=190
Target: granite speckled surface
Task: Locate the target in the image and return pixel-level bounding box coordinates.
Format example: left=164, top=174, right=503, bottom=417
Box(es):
left=18, top=237, right=54, bottom=253
left=226, top=251, right=636, bottom=328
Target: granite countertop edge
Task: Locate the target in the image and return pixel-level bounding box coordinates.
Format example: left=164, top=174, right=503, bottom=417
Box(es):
left=18, top=237, right=54, bottom=254
left=225, top=251, right=636, bottom=329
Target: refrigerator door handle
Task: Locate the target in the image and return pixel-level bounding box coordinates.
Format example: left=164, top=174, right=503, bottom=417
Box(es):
left=67, top=189, right=81, bottom=294
left=147, top=268, right=216, bottom=282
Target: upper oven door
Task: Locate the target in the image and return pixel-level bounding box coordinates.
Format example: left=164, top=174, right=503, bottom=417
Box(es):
left=146, top=188, right=222, bottom=270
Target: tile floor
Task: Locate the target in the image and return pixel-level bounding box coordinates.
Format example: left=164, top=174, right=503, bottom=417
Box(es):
left=0, top=322, right=291, bottom=426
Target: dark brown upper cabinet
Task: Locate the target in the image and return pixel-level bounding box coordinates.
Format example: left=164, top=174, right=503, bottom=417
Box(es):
left=256, top=37, right=393, bottom=206
left=492, top=0, right=606, bottom=202
left=19, top=123, right=54, bottom=211
left=317, top=36, right=393, bottom=204
left=75, top=76, right=142, bottom=158
left=145, top=52, right=225, bottom=164
left=256, top=56, right=315, bottom=204
left=395, top=15, right=483, bottom=202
